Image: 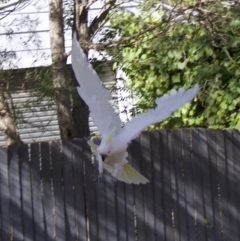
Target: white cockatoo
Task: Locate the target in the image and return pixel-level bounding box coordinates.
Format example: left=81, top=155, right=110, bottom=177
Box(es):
left=72, top=32, right=199, bottom=185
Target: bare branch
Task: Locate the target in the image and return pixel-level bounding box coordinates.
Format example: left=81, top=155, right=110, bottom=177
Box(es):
left=86, top=2, right=198, bottom=51
left=0, top=0, right=30, bottom=11
left=85, top=0, right=98, bottom=9
left=64, top=50, right=71, bottom=60
left=0, top=0, right=20, bottom=11
left=223, top=47, right=234, bottom=62
left=84, top=20, right=167, bottom=51
left=89, top=0, right=116, bottom=36
left=0, top=0, right=32, bottom=20
left=87, top=0, right=219, bottom=47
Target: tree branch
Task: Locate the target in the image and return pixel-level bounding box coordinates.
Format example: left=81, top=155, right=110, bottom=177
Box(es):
left=89, top=0, right=116, bottom=36
left=67, top=21, right=167, bottom=58
left=85, top=0, right=98, bottom=9
left=0, top=0, right=29, bottom=11
left=64, top=50, right=71, bottom=61
left=77, top=0, right=228, bottom=52
left=0, top=0, right=20, bottom=11
left=84, top=20, right=167, bottom=51
left=0, top=0, right=32, bottom=20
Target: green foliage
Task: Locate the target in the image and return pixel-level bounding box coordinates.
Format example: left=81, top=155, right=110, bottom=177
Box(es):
left=108, top=1, right=240, bottom=128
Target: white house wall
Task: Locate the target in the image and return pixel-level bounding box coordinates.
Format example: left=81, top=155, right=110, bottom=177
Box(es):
left=0, top=91, right=61, bottom=146
left=0, top=63, right=117, bottom=146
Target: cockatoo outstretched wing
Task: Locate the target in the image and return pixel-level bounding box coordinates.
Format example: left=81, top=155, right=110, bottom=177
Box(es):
left=72, top=32, right=121, bottom=137
left=117, top=84, right=199, bottom=146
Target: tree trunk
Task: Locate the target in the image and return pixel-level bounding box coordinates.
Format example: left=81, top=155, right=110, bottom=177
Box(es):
left=49, top=0, right=78, bottom=139
left=71, top=0, right=91, bottom=137
left=75, top=0, right=90, bottom=51
left=72, top=91, right=90, bottom=137
left=0, top=90, right=22, bottom=145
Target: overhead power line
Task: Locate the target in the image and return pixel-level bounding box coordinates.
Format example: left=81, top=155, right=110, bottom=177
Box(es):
left=7, top=11, right=49, bottom=15
left=0, top=30, right=49, bottom=36
left=2, top=46, right=71, bottom=53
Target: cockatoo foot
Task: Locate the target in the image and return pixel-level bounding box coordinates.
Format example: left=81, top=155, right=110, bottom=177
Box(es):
left=94, top=173, right=103, bottom=183
left=111, top=177, right=118, bottom=186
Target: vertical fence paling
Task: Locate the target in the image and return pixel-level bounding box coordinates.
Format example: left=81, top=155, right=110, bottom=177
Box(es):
left=199, top=129, right=214, bottom=241
left=0, top=129, right=239, bottom=241
left=223, top=129, right=238, bottom=241
left=20, top=144, right=34, bottom=241
left=9, top=145, right=23, bottom=240
left=207, top=130, right=222, bottom=241
left=232, top=130, right=240, bottom=238
left=51, top=140, right=66, bottom=241
left=216, top=130, right=227, bottom=241
left=72, top=139, right=87, bottom=241
left=124, top=142, right=135, bottom=241
left=31, top=142, right=45, bottom=241
left=62, top=141, right=75, bottom=241
left=150, top=130, right=163, bottom=241
left=132, top=136, right=146, bottom=241
left=164, top=130, right=175, bottom=241
left=141, top=131, right=156, bottom=241
left=182, top=129, right=195, bottom=241
left=172, top=129, right=188, bottom=241
left=0, top=147, right=11, bottom=240
left=41, top=142, right=55, bottom=241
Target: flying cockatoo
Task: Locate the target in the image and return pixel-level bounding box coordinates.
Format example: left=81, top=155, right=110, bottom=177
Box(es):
left=72, top=32, right=199, bottom=185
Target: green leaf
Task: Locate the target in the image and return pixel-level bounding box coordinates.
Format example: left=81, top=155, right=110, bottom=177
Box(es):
left=177, top=61, right=186, bottom=70
left=168, top=50, right=174, bottom=58
left=220, top=102, right=227, bottom=110
left=172, top=74, right=180, bottom=83
left=174, top=51, right=182, bottom=60
left=141, top=54, right=148, bottom=60
left=156, top=88, right=162, bottom=95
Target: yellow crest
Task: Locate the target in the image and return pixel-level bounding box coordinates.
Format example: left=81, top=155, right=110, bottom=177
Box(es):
left=106, top=127, right=116, bottom=143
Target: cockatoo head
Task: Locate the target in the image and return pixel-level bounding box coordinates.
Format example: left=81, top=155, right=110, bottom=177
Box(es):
left=98, top=127, right=116, bottom=155
left=98, top=142, right=111, bottom=155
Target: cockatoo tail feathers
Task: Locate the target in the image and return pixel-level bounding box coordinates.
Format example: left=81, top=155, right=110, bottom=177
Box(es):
left=118, top=164, right=149, bottom=184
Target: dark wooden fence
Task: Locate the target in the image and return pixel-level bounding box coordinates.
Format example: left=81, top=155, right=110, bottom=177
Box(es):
left=0, top=129, right=239, bottom=241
